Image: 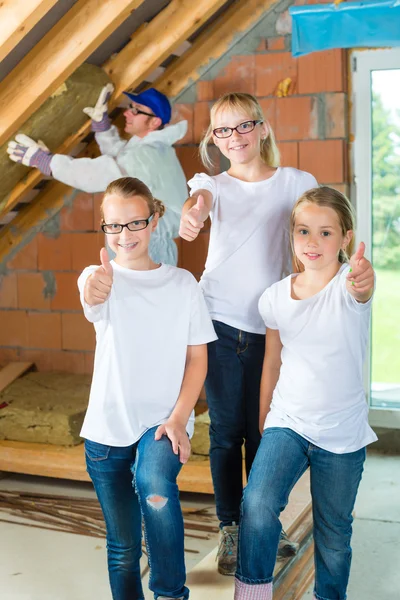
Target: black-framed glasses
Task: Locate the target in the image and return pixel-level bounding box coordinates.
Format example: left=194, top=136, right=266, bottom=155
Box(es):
left=213, top=120, right=263, bottom=139
left=128, top=103, right=155, bottom=118
left=101, top=215, right=154, bottom=234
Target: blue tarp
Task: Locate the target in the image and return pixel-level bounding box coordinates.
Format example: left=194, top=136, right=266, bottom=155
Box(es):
left=290, top=1, right=400, bottom=57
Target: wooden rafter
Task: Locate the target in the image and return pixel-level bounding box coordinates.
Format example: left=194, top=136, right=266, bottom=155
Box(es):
left=0, top=0, right=58, bottom=63
left=0, top=0, right=144, bottom=147
left=155, top=0, right=280, bottom=98
left=103, top=0, right=227, bottom=98
left=0, top=181, right=72, bottom=266
left=0, top=0, right=226, bottom=221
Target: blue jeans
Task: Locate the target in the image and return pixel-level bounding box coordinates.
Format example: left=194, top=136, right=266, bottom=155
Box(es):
left=85, top=427, right=188, bottom=600
left=205, top=320, right=265, bottom=526
left=236, top=428, right=366, bottom=600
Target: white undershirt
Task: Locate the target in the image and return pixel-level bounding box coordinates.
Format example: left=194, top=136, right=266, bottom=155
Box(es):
left=188, top=167, right=318, bottom=333
left=258, top=264, right=378, bottom=453
left=77, top=263, right=217, bottom=446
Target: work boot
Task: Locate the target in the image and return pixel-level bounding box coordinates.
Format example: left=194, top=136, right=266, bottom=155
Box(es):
left=217, top=524, right=238, bottom=576
left=277, top=529, right=299, bottom=560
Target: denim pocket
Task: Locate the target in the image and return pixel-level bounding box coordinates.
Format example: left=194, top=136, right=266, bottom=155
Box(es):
left=84, top=439, right=110, bottom=462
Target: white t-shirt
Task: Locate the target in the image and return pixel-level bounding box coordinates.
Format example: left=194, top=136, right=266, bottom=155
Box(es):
left=188, top=167, right=318, bottom=334
left=258, top=264, right=378, bottom=454
left=77, top=263, right=217, bottom=446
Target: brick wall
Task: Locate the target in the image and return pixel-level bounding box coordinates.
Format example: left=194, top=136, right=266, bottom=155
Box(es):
left=0, top=0, right=350, bottom=373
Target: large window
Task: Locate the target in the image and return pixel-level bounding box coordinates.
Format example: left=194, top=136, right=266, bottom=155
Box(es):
left=353, top=49, right=400, bottom=427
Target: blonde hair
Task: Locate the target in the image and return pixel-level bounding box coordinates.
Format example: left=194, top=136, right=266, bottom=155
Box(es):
left=100, top=177, right=165, bottom=222
left=199, top=92, right=280, bottom=170
left=290, top=186, right=355, bottom=272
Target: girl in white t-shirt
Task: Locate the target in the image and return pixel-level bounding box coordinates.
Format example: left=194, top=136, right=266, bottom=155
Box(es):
left=234, top=186, right=377, bottom=600
left=78, top=177, right=216, bottom=600
left=179, top=92, right=317, bottom=574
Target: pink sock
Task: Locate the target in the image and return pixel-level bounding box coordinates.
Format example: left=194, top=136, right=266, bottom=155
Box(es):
left=234, top=578, right=273, bottom=600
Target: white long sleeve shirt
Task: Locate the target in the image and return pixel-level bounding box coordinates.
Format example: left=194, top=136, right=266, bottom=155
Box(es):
left=51, top=122, right=189, bottom=264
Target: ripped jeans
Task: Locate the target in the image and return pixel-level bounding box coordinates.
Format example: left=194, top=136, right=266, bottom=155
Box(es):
left=85, top=427, right=188, bottom=600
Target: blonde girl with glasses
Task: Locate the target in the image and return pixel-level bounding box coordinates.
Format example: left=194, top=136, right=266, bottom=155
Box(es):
left=78, top=177, right=217, bottom=600
left=179, top=92, right=318, bottom=575
left=235, top=187, right=376, bottom=600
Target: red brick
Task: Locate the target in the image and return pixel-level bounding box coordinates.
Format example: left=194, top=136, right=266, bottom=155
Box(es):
left=276, top=96, right=319, bottom=141
left=214, top=55, right=256, bottom=98
left=170, top=103, right=194, bottom=144
left=84, top=352, right=95, bottom=374
left=294, top=0, right=332, bottom=4
left=93, top=193, right=103, bottom=231
left=321, top=183, right=350, bottom=198
left=60, top=192, right=94, bottom=232
left=7, top=238, right=38, bottom=271
left=324, top=93, right=346, bottom=138
left=278, top=142, right=299, bottom=168
left=51, top=350, right=87, bottom=374
left=197, top=80, right=215, bottom=102
left=62, top=313, right=96, bottom=351
left=17, top=273, right=51, bottom=310
left=0, top=310, right=28, bottom=346
left=18, top=349, right=53, bottom=371
left=299, top=140, right=346, bottom=183
left=175, top=147, right=205, bottom=182
left=298, top=49, right=346, bottom=94
left=0, top=347, right=20, bottom=366
left=27, top=312, right=62, bottom=349
left=0, top=274, right=18, bottom=308
left=37, top=233, right=72, bottom=271
left=259, top=98, right=277, bottom=134
left=267, top=37, right=286, bottom=51
left=194, top=102, right=211, bottom=144
left=255, top=52, right=298, bottom=97
left=71, top=232, right=104, bottom=272
left=180, top=232, right=209, bottom=275
left=50, top=272, right=82, bottom=311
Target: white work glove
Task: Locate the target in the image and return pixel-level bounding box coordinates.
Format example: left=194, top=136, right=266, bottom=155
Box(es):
left=7, top=134, right=53, bottom=175
left=83, top=83, right=114, bottom=132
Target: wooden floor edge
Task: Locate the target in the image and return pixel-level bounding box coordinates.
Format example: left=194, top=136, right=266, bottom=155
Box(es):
left=0, top=439, right=214, bottom=492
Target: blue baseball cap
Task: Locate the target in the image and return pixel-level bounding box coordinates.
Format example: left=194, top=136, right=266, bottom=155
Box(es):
left=123, top=88, right=172, bottom=125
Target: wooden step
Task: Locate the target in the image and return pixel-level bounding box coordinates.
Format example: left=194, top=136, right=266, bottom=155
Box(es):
left=186, top=471, right=313, bottom=598
left=0, top=439, right=215, bottom=493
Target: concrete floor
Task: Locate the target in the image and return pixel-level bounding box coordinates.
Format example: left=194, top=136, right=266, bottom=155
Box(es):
left=303, top=452, right=400, bottom=600
left=1, top=452, right=399, bottom=599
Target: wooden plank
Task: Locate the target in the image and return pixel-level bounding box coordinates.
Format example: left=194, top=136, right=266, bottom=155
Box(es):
left=0, top=362, right=33, bottom=394
left=0, top=181, right=74, bottom=264
left=0, top=0, right=144, bottom=147
left=0, top=0, right=58, bottom=63
left=155, top=0, right=280, bottom=98
left=0, top=440, right=90, bottom=482
left=0, top=0, right=226, bottom=220
left=103, top=0, right=227, bottom=100
left=0, top=439, right=214, bottom=493
left=185, top=472, right=312, bottom=599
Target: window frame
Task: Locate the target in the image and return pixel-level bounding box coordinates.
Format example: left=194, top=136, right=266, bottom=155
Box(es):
left=351, top=47, right=400, bottom=429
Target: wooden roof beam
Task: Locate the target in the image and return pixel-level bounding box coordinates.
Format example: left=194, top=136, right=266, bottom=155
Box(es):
left=0, top=181, right=72, bottom=266
left=103, top=0, right=228, bottom=100
left=0, top=0, right=144, bottom=147
left=154, top=0, right=280, bottom=98
left=0, top=0, right=226, bottom=219
left=0, top=0, right=58, bottom=63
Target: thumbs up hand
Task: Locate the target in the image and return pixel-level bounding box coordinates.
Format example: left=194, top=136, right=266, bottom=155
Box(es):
left=84, top=248, right=114, bottom=306
left=179, top=194, right=208, bottom=241
left=346, top=242, right=375, bottom=302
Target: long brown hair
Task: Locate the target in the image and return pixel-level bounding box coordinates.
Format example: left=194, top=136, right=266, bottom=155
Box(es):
left=290, top=186, right=355, bottom=272
left=100, top=177, right=165, bottom=222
